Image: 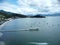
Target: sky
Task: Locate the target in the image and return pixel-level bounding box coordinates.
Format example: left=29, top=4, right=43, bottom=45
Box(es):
left=0, top=0, right=60, bottom=15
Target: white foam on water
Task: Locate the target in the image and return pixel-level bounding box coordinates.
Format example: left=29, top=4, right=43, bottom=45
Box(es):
left=0, top=41, right=5, bottom=45
left=28, top=42, right=48, bottom=45
left=0, top=32, right=3, bottom=37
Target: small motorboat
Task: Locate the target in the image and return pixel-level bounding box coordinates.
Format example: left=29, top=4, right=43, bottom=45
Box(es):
left=29, top=28, right=39, bottom=31
left=22, top=28, right=39, bottom=31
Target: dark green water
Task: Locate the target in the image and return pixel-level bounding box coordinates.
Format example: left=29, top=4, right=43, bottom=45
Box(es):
left=0, top=16, right=60, bottom=45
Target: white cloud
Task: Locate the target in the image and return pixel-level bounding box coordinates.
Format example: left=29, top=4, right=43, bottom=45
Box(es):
left=0, top=0, right=60, bottom=15
left=17, top=0, right=60, bottom=14
left=0, top=2, right=19, bottom=13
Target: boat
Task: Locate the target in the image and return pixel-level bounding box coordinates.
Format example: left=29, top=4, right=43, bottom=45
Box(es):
left=29, top=28, right=39, bottom=31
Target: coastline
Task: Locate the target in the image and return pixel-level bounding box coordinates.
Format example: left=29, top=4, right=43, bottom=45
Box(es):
left=0, top=19, right=13, bottom=30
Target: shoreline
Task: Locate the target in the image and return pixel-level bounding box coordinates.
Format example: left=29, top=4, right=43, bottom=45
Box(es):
left=0, top=19, right=13, bottom=30
left=0, top=20, right=7, bottom=25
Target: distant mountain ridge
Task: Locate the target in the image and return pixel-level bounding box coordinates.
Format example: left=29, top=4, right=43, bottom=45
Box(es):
left=0, top=10, right=45, bottom=18
left=44, top=13, right=60, bottom=16
left=0, top=10, right=27, bottom=18
left=0, top=10, right=60, bottom=16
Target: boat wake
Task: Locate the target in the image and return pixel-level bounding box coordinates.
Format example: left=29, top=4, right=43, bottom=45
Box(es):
left=28, top=42, right=48, bottom=45
left=0, top=41, right=5, bottom=45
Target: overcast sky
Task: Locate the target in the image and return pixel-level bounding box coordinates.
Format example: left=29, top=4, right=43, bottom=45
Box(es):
left=0, top=0, right=60, bottom=15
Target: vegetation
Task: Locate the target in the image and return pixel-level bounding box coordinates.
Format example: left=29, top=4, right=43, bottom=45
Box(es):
left=0, top=10, right=27, bottom=19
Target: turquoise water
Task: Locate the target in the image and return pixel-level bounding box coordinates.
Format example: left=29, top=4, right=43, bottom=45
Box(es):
left=0, top=16, right=60, bottom=45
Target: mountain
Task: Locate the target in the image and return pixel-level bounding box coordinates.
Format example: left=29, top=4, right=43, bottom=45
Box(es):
left=0, top=10, right=27, bottom=18
left=31, top=14, right=45, bottom=18
left=0, top=10, right=46, bottom=18
left=42, top=13, right=60, bottom=16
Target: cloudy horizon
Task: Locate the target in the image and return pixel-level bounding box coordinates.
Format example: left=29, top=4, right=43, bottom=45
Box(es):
left=0, top=0, right=60, bottom=15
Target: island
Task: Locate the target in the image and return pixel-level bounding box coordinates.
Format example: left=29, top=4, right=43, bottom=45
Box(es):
left=30, top=14, right=45, bottom=18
